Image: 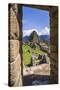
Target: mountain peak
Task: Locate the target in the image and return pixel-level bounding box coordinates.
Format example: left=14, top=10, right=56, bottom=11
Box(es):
left=29, top=31, right=39, bottom=42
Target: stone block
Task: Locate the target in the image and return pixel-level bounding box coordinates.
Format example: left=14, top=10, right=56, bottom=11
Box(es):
left=50, top=52, right=58, bottom=61
left=9, top=54, right=22, bottom=86
left=50, top=45, right=57, bottom=52
left=10, top=8, right=19, bottom=39
left=9, top=40, right=20, bottom=62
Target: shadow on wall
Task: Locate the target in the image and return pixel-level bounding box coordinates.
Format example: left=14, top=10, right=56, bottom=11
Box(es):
left=23, top=75, right=50, bottom=86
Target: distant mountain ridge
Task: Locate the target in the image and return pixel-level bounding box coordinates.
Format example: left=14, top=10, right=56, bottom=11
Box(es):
left=23, top=36, right=29, bottom=42
left=23, top=31, right=50, bottom=42
left=39, top=35, right=50, bottom=42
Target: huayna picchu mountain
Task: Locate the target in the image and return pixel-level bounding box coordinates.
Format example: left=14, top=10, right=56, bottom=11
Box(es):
left=29, top=31, right=39, bottom=43
left=23, top=30, right=49, bottom=43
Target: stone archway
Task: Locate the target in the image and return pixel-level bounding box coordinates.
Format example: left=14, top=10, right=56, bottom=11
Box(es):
left=8, top=4, right=58, bottom=86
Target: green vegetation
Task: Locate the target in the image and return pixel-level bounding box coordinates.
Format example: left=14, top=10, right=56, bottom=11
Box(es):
left=23, top=44, right=31, bottom=65
left=23, top=43, right=45, bottom=66
left=22, top=31, right=49, bottom=66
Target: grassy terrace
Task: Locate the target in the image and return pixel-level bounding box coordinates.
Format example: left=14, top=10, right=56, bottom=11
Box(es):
left=23, top=44, right=45, bottom=66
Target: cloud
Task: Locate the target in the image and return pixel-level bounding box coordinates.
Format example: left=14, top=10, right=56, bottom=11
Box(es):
left=39, top=27, right=50, bottom=36
left=23, top=27, right=50, bottom=37
left=23, top=29, right=38, bottom=37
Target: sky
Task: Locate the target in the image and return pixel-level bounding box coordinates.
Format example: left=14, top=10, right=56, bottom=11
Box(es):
left=22, top=6, right=50, bottom=37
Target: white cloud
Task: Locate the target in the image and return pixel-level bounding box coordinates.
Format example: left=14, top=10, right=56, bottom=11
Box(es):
left=23, top=29, right=38, bottom=37
left=23, top=27, right=50, bottom=37
left=39, top=27, right=50, bottom=36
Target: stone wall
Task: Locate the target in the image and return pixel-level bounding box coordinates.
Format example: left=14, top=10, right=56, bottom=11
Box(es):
left=50, top=6, right=58, bottom=83
left=8, top=4, right=22, bottom=86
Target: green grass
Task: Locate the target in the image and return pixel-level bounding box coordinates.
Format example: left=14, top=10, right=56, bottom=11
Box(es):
left=32, top=48, right=45, bottom=54
left=23, top=44, right=32, bottom=65
left=23, top=44, right=45, bottom=66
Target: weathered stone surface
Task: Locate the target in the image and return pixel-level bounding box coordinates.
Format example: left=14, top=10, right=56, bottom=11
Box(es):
left=9, top=40, right=20, bottom=62
left=50, top=45, right=57, bottom=52
left=50, top=6, right=58, bottom=83
left=10, top=7, right=19, bottom=39
left=9, top=54, right=22, bottom=86
left=9, top=4, right=22, bottom=86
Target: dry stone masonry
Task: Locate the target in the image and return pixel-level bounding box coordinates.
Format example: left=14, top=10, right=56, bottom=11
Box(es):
left=50, top=6, right=58, bottom=83
left=8, top=4, right=22, bottom=86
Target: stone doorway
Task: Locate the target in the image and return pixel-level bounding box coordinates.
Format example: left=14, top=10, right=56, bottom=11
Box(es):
left=8, top=4, right=58, bottom=86
left=22, top=5, right=50, bottom=86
